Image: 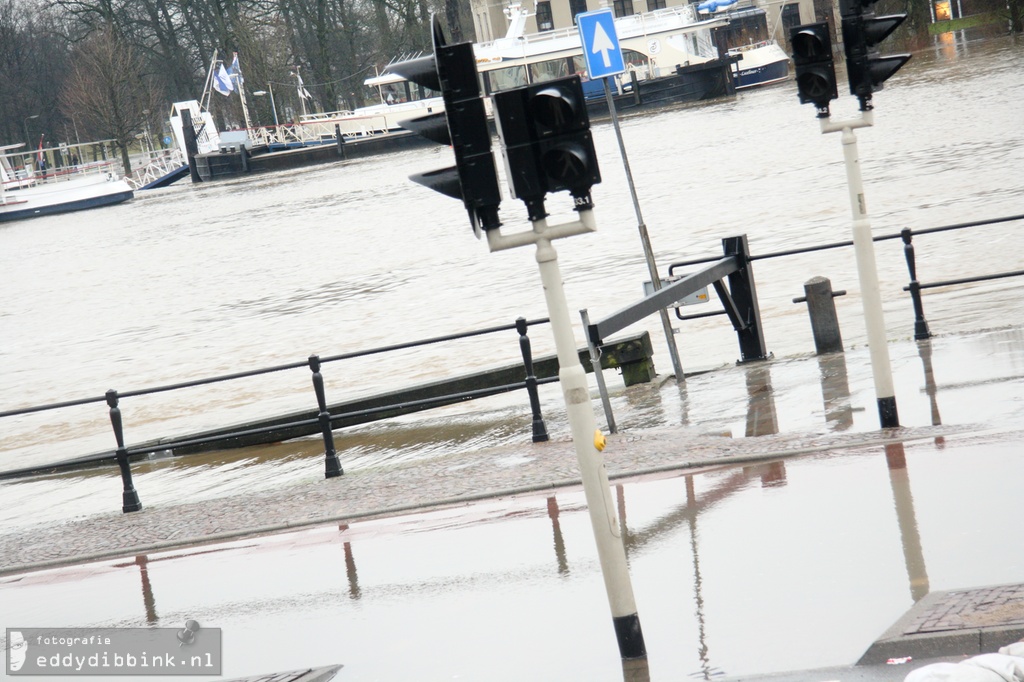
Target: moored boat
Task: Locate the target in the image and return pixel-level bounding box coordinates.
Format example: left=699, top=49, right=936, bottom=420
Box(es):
left=713, top=6, right=791, bottom=89
left=0, top=143, right=134, bottom=223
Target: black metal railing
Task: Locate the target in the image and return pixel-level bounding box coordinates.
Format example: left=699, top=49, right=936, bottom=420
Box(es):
left=667, top=213, right=1024, bottom=340
left=0, top=317, right=554, bottom=512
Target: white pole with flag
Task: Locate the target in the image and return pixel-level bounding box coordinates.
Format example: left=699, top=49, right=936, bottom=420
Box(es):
left=230, top=53, right=253, bottom=130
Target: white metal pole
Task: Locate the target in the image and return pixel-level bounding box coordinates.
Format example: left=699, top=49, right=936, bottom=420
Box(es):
left=269, top=83, right=280, bottom=127
left=821, top=111, right=899, bottom=427
left=487, top=211, right=646, bottom=659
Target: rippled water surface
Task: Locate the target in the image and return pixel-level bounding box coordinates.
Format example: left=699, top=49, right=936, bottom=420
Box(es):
left=2, top=35, right=1023, bottom=478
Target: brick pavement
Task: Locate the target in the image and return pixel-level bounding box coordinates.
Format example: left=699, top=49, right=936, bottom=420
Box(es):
left=0, top=422, right=973, bottom=577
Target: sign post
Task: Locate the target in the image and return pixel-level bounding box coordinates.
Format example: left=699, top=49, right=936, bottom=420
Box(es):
left=577, top=9, right=686, bottom=385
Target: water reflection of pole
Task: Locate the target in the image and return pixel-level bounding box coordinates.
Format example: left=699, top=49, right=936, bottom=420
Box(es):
left=884, top=443, right=930, bottom=602
left=917, top=340, right=945, bottom=448
left=547, top=497, right=569, bottom=575
left=686, top=476, right=715, bottom=680
left=744, top=363, right=779, bottom=437
left=817, top=353, right=855, bottom=430
left=339, top=524, right=361, bottom=599
left=135, top=555, right=159, bottom=624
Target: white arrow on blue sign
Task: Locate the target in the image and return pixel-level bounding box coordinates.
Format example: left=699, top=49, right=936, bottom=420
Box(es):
left=576, top=9, right=625, bottom=80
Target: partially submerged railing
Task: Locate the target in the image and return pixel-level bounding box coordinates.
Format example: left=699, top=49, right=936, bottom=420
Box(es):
left=0, top=317, right=554, bottom=512
left=663, top=213, right=1024, bottom=341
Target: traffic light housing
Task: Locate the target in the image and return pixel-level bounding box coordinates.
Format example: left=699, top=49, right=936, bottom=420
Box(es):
left=789, top=22, right=838, bottom=112
left=387, top=16, right=502, bottom=233
left=492, top=76, right=601, bottom=218
left=840, top=0, right=910, bottom=109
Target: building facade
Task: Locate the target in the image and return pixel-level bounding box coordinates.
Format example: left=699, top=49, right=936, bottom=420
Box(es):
left=470, top=0, right=816, bottom=47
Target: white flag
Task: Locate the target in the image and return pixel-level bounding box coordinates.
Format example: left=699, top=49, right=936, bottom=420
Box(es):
left=213, top=64, right=233, bottom=96
left=229, top=53, right=244, bottom=84
left=296, top=71, right=312, bottom=100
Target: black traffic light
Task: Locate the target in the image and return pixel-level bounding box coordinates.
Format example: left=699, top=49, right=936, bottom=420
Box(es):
left=387, top=15, right=501, bottom=233
left=840, top=0, right=910, bottom=109
left=491, top=75, right=600, bottom=218
left=789, top=22, right=838, bottom=112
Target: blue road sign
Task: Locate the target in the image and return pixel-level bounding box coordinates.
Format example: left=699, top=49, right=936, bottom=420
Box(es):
left=577, top=9, right=625, bottom=80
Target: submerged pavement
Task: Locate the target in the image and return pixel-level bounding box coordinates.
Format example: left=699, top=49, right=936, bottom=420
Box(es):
left=2, top=328, right=1024, bottom=680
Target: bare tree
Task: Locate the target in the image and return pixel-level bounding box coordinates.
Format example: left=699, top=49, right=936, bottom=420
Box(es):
left=60, top=30, right=159, bottom=172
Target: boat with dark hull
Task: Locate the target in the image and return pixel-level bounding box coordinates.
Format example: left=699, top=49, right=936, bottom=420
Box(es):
left=1, top=143, right=133, bottom=223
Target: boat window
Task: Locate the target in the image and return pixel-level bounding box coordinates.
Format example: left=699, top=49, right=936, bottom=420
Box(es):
left=483, top=65, right=528, bottom=94
left=623, top=49, right=647, bottom=69
left=529, top=58, right=571, bottom=84
left=536, top=1, right=554, bottom=31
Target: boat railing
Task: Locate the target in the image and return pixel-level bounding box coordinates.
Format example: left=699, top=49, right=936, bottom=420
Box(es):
left=124, top=150, right=186, bottom=190
left=728, top=39, right=777, bottom=54
left=478, top=3, right=704, bottom=56
left=2, top=157, right=124, bottom=189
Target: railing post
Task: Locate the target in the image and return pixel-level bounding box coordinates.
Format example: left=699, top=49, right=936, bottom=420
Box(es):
left=309, top=355, right=343, bottom=478
left=901, top=227, right=932, bottom=340
left=516, top=317, right=549, bottom=442
left=722, top=235, right=770, bottom=362
left=105, top=389, right=142, bottom=513
left=794, top=276, right=845, bottom=355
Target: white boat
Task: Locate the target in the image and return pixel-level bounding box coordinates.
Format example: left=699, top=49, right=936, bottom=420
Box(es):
left=1, top=142, right=134, bottom=223
left=369, top=2, right=788, bottom=117
left=469, top=2, right=732, bottom=100
left=714, top=6, right=791, bottom=89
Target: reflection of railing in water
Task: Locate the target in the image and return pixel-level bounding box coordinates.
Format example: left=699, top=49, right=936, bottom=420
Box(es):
left=0, top=317, right=553, bottom=512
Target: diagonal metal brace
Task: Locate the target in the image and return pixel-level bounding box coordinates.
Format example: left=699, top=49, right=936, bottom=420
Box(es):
left=587, top=256, right=740, bottom=346
left=712, top=279, right=748, bottom=333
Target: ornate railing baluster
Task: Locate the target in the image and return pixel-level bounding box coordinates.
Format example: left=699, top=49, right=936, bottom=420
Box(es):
left=309, top=355, right=343, bottom=478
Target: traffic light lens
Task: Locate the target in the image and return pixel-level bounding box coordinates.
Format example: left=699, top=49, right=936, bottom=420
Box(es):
left=797, top=71, right=832, bottom=99
left=528, top=89, right=577, bottom=131
left=792, top=31, right=828, bottom=59
left=541, top=145, right=588, bottom=184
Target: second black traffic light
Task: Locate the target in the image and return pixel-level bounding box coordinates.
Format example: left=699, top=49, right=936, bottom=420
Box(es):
left=387, top=16, right=502, bottom=232
left=840, top=0, right=911, bottom=108
left=492, top=76, right=601, bottom=217
left=789, top=22, right=838, bottom=112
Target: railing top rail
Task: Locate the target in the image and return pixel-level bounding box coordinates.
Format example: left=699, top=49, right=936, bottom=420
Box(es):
left=0, top=317, right=551, bottom=421
left=668, top=213, right=1024, bottom=272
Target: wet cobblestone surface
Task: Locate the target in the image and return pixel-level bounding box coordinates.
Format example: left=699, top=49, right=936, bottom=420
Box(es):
left=906, top=584, right=1024, bottom=633
left=0, top=422, right=983, bottom=576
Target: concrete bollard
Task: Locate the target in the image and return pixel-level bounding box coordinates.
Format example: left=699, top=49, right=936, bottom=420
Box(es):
left=793, top=276, right=845, bottom=355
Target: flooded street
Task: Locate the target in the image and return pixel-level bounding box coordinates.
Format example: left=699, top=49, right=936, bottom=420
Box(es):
left=2, top=432, right=1023, bottom=680
left=1, top=31, right=1024, bottom=682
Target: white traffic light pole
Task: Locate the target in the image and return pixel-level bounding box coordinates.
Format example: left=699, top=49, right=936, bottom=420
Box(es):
left=820, top=110, right=900, bottom=428
left=487, top=208, right=647, bottom=660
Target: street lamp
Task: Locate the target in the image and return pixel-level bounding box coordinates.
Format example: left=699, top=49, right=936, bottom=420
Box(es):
left=23, top=114, right=39, bottom=147
left=253, top=86, right=280, bottom=127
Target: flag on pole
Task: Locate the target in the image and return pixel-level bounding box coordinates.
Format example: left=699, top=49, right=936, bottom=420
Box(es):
left=37, top=136, right=44, bottom=166
left=213, top=63, right=234, bottom=96
left=295, top=71, right=312, bottom=100
left=229, top=53, right=244, bottom=84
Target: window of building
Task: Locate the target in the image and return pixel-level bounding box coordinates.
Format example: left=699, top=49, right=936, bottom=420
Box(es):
left=536, top=1, right=554, bottom=30
left=569, top=0, right=588, bottom=23
left=647, top=0, right=666, bottom=9
left=613, top=0, right=635, bottom=17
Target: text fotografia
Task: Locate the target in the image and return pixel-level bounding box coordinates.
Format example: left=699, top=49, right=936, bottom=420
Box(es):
left=6, top=626, right=222, bottom=676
